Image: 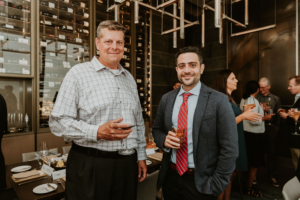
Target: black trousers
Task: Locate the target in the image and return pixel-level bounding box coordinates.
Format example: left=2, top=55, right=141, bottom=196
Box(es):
left=264, top=124, right=279, bottom=179
left=65, top=145, right=138, bottom=200
left=162, top=166, right=216, bottom=200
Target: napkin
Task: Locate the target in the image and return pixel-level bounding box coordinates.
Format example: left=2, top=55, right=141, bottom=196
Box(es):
left=147, top=153, right=163, bottom=161
left=13, top=170, right=40, bottom=179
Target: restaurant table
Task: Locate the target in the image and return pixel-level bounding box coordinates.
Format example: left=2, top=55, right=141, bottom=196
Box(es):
left=6, top=158, right=161, bottom=200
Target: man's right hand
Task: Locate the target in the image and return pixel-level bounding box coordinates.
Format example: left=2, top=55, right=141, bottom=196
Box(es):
left=97, top=118, right=132, bottom=140
left=164, top=131, right=180, bottom=149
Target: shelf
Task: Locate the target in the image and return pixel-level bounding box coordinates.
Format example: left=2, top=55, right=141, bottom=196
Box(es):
left=0, top=50, right=30, bottom=54
left=39, top=24, right=89, bottom=36
left=0, top=27, right=31, bottom=36
left=39, top=4, right=89, bottom=20
left=39, top=14, right=89, bottom=28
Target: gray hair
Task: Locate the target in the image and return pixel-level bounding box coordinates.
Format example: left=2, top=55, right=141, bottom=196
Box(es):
left=259, top=77, right=270, bottom=86
left=96, top=20, right=127, bottom=39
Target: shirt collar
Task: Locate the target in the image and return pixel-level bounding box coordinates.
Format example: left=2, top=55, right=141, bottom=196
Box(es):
left=178, top=81, right=201, bottom=96
left=91, top=56, right=126, bottom=75
left=296, top=93, right=300, bottom=97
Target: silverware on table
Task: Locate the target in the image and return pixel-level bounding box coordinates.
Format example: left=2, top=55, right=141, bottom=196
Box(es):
left=57, top=179, right=65, bottom=189
left=47, top=183, right=56, bottom=191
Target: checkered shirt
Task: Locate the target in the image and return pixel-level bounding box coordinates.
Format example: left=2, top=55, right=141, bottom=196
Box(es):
left=49, top=56, right=146, bottom=161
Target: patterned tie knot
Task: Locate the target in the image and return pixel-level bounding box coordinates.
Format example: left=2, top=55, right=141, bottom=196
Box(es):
left=182, top=93, right=192, bottom=102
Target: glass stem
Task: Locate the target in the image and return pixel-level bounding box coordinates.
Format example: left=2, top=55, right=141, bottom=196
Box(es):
left=296, top=122, right=298, bottom=134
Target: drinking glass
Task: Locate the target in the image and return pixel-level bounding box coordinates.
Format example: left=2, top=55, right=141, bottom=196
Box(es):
left=244, top=98, right=256, bottom=111
left=292, top=108, right=300, bottom=135
left=118, top=109, right=136, bottom=155
left=39, top=141, right=49, bottom=158
left=171, top=126, right=185, bottom=148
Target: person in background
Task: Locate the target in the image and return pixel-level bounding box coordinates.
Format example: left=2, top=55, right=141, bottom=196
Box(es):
left=173, top=81, right=181, bottom=90
left=279, top=76, right=300, bottom=170
left=240, top=80, right=275, bottom=197
left=0, top=93, right=7, bottom=191
left=256, top=77, right=282, bottom=187
left=49, top=20, right=147, bottom=200
left=214, top=70, right=262, bottom=199
left=153, top=46, right=239, bottom=200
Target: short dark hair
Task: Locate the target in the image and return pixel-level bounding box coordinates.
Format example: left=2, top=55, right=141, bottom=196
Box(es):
left=213, top=69, right=234, bottom=102
left=289, top=76, right=300, bottom=85
left=175, top=46, right=203, bottom=66
left=243, top=80, right=260, bottom=99
left=173, top=81, right=181, bottom=86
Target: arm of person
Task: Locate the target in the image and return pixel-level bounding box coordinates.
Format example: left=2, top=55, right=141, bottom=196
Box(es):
left=152, top=94, right=171, bottom=153
left=134, top=90, right=147, bottom=161
left=49, top=70, right=100, bottom=142
left=248, top=101, right=264, bottom=125
left=210, top=95, right=239, bottom=196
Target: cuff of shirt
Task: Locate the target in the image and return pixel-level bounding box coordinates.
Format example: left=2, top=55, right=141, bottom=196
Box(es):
left=86, top=125, right=99, bottom=143
left=136, top=147, right=147, bottom=161
left=163, top=148, right=170, bottom=153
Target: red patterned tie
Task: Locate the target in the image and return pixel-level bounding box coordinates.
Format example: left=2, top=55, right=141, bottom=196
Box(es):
left=176, top=93, right=192, bottom=176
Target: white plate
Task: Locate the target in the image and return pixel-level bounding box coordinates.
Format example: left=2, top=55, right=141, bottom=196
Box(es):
left=11, top=165, right=32, bottom=173
left=147, top=147, right=158, bottom=150
left=146, top=160, right=152, bottom=165
left=33, top=183, right=57, bottom=194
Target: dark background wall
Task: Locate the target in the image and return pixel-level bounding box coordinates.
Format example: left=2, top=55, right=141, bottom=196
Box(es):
left=228, top=0, right=296, bottom=105
left=186, top=9, right=228, bottom=88
left=151, top=9, right=185, bottom=125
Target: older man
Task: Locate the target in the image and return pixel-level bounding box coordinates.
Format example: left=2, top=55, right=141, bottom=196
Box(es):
left=153, top=46, right=238, bottom=199
left=256, top=77, right=281, bottom=187
left=279, top=76, right=300, bottom=170
left=49, top=20, right=147, bottom=200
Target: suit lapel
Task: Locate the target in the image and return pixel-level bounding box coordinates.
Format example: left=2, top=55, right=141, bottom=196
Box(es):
left=293, top=97, right=300, bottom=108
left=165, top=89, right=180, bottom=132
left=192, top=84, right=211, bottom=154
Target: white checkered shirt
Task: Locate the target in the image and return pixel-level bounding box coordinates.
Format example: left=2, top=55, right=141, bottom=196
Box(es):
left=49, top=56, right=146, bottom=161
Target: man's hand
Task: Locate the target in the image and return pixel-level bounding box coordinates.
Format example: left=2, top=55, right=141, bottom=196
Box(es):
left=164, top=131, right=180, bottom=149
left=279, top=112, right=288, bottom=119
left=97, top=118, right=132, bottom=140
left=138, top=160, right=147, bottom=182
left=263, top=113, right=275, bottom=121
left=288, top=109, right=294, bottom=118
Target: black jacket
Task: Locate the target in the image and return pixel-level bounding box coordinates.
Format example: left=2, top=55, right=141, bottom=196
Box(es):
left=286, top=98, right=300, bottom=149
left=0, top=94, right=7, bottom=190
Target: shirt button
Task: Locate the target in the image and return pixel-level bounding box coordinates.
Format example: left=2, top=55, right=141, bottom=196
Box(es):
left=118, top=87, right=120, bottom=89
left=120, top=101, right=122, bottom=103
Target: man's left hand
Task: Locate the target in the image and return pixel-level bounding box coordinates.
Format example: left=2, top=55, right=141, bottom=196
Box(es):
left=138, top=160, right=147, bottom=182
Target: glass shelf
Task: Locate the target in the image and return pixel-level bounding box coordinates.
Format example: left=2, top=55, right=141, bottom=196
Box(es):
left=0, top=1, right=31, bottom=75
left=38, top=0, right=90, bottom=129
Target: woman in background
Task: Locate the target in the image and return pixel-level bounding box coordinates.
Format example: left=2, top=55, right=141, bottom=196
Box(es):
left=240, top=80, right=273, bottom=197
left=214, top=70, right=262, bottom=200
left=0, top=93, right=7, bottom=191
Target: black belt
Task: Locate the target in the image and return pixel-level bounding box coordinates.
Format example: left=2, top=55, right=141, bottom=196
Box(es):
left=170, top=163, right=195, bottom=175
left=72, top=142, right=136, bottom=159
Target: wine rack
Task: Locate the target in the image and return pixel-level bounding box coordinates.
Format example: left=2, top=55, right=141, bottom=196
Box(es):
left=38, top=0, right=90, bottom=129
left=135, top=6, right=150, bottom=120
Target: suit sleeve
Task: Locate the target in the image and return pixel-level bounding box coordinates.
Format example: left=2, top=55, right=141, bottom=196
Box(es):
left=152, top=94, right=170, bottom=153
left=210, top=96, right=239, bottom=196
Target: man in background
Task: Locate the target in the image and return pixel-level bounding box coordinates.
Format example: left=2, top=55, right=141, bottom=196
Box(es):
left=173, top=81, right=181, bottom=90
left=256, top=77, right=281, bottom=187
left=279, top=76, right=300, bottom=170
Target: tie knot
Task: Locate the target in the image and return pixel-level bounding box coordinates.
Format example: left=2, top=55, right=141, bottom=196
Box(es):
left=182, top=93, right=192, bottom=101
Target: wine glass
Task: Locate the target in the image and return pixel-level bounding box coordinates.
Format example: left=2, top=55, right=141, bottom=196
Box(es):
left=39, top=141, right=49, bottom=158
left=292, top=108, right=300, bottom=135
left=118, top=109, right=136, bottom=155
